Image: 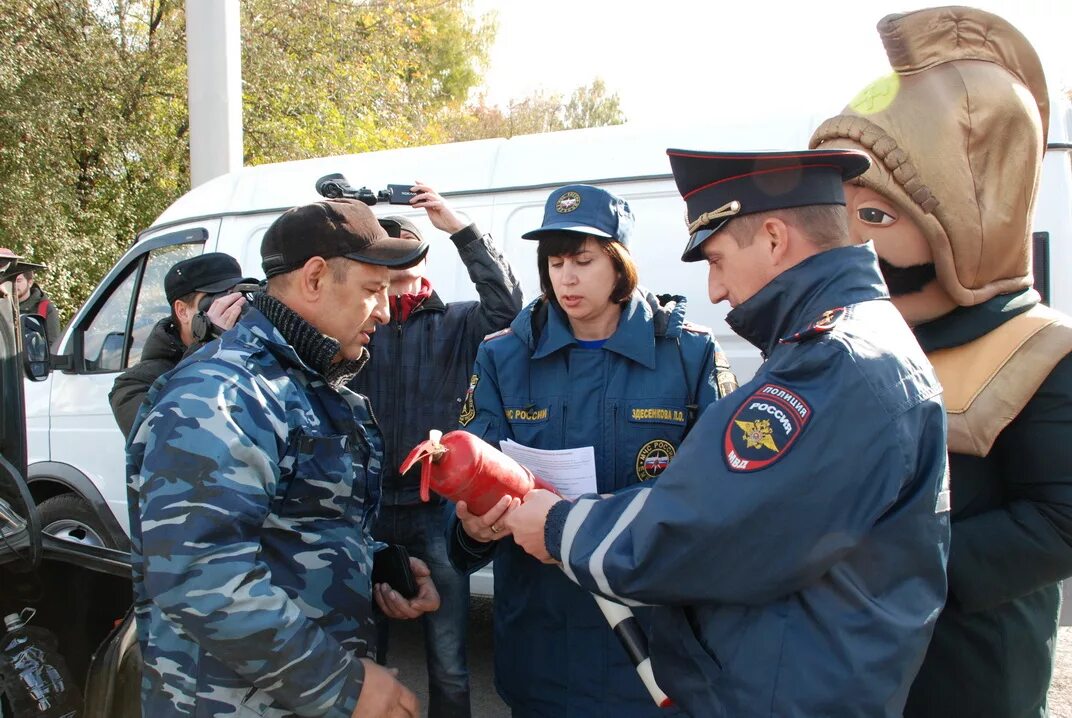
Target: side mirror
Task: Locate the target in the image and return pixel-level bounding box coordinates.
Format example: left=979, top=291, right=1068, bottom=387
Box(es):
left=21, top=314, right=50, bottom=381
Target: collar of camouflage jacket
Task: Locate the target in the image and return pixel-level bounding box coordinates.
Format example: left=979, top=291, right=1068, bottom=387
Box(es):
left=250, top=292, right=366, bottom=386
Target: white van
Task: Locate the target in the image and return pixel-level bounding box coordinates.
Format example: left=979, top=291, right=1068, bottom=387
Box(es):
left=22, top=100, right=1072, bottom=596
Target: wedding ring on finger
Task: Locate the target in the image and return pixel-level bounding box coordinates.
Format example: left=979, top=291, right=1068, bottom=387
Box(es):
left=490, top=524, right=502, bottom=534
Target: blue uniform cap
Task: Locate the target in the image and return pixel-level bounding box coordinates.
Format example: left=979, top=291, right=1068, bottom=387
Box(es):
left=668, top=148, right=871, bottom=262
left=522, top=184, right=634, bottom=246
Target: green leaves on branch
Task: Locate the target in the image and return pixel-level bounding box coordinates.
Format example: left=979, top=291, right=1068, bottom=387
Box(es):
left=0, top=0, right=624, bottom=321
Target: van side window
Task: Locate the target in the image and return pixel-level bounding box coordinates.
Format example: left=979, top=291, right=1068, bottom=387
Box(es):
left=78, top=236, right=205, bottom=373
left=127, top=244, right=201, bottom=366
left=82, top=270, right=138, bottom=373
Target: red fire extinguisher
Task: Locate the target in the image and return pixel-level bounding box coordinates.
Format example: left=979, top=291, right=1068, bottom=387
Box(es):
left=399, top=429, right=558, bottom=515
left=400, top=430, right=673, bottom=709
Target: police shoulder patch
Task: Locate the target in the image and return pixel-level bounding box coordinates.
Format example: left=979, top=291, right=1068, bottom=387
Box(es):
left=458, top=374, right=479, bottom=426
left=724, top=383, right=812, bottom=472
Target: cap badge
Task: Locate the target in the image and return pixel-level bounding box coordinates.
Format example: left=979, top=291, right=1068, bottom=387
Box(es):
left=555, top=191, right=582, bottom=214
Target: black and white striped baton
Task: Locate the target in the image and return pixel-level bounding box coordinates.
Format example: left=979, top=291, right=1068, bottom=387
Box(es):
left=590, top=593, right=673, bottom=708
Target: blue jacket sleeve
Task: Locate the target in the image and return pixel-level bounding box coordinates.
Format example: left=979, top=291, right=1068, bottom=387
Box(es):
left=134, top=367, right=364, bottom=718
left=547, top=345, right=923, bottom=607
left=447, top=342, right=514, bottom=573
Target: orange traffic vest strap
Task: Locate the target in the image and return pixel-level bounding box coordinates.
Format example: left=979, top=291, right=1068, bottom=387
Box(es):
left=928, top=304, right=1072, bottom=457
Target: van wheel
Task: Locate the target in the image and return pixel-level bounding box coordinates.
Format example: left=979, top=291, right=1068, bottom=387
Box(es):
left=37, top=494, right=119, bottom=549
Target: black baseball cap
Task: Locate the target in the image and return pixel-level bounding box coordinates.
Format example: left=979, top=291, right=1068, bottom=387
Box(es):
left=261, top=199, right=429, bottom=278
left=165, top=252, right=253, bottom=305
left=378, top=215, right=425, bottom=242
left=667, top=148, right=871, bottom=262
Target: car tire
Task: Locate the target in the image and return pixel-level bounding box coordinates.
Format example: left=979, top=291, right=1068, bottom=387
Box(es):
left=37, top=494, right=121, bottom=549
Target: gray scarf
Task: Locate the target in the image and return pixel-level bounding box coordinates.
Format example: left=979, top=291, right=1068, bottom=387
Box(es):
left=251, top=292, right=366, bottom=387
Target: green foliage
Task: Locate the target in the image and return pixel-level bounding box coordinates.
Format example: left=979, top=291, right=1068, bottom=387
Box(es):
left=0, top=0, right=624, bottom=322
left=241, top=0, right=496, bottom=163
left=0, top=0, right=187, bottom=319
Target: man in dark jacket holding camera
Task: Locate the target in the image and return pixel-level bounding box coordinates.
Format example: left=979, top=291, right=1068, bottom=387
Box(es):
left=349, top=182, right=522, bottom=718
left=109, top=252, right=250, bottom=437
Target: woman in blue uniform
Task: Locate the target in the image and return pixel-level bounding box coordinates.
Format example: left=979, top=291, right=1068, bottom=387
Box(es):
left=447, top=184, right=736, bottom=717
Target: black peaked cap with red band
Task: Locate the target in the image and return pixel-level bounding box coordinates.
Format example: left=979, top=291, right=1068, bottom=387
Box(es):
left=668, top=148, right=871, bottom=262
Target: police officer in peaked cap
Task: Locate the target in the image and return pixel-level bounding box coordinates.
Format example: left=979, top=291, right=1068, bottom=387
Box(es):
left=504, top=149, right=951, bottom=717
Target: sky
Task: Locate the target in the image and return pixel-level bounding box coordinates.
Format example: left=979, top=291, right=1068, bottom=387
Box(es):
left=468, top=0, right=1072, bottom=126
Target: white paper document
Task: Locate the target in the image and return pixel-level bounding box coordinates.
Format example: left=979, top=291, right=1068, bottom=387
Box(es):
left=500, top=439, right=597, bottom=500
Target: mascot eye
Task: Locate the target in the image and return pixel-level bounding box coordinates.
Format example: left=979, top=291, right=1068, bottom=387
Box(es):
left=858, top=207, right=895, bottom=225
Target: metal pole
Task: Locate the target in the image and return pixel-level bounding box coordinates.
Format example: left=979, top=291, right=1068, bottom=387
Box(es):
left=185, top=0, right=243, bottom=187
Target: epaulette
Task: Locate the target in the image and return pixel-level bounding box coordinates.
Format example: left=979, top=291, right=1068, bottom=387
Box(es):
left=780, top=307, right=845, bottom=344
left=682, top=320, right=713, bottom=335
left=483, top=327, right=513, bottom=342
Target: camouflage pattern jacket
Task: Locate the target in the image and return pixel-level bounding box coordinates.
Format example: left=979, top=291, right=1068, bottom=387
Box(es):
left=127, top=303, right=383, bottom=718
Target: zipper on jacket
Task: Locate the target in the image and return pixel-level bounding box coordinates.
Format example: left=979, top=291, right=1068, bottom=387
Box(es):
left=561, top=401, right=568, bottom=448
left=391, top=294, right=404, bottom=506
left=610, top=403, right=617, bottom=490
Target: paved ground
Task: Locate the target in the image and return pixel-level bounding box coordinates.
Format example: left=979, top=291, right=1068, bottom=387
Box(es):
left=1051, top=628, right=1072, bottom=718
left=390, top=598, right=1072, bottom=718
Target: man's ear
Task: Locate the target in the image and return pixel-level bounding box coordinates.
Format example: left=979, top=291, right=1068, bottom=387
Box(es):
left=294, top=257, right=330, bottom=301
left=761, top=217, right=792, bottom=264
left=172, top=297, right=194, bottom=323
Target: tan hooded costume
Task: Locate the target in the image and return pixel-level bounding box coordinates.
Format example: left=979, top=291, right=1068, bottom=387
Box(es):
left=812, top=8, right=1072, bottom=718
left=811, top=6, right=1072, bottom=457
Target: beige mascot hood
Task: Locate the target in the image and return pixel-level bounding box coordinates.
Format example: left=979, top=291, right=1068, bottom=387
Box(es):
left=810, top=6, right=1049, bottom=307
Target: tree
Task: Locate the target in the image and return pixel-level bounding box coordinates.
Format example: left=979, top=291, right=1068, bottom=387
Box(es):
left=241, top=0, right=496, bottom=163
left=0, top=0, right=625, bottom=320
left=0, top=1, right=188, bottom=320
left=0, top=0, right=495, bottom=318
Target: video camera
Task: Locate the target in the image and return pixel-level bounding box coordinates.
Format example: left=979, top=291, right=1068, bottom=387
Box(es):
left=192, top=281, right=262, bottom=343
left=314, top=173, right=416, bottom=206
left=196, top=282, right=263, bottom=315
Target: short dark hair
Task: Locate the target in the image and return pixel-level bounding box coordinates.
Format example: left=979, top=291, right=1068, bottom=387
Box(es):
left=726, top=205, right=850, bottom=250
left=536, top=233, right=638, bottom=307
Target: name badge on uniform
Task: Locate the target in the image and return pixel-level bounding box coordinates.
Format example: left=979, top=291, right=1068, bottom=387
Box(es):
left=505, top=405, right=550, bottom=423
left=724, top=384, right=812, bottom=472
left=629, top=406, right=687, bottom=425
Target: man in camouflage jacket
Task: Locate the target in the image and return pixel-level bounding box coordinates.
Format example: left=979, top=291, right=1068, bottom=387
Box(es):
left=127, top=199, right=439, bottom=718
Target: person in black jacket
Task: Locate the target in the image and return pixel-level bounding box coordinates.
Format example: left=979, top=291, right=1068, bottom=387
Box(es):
left=349, top=182, right=522, bottom=718
left=14, top=268, right=61, bottom=347
left=109, top=252, right=250, bottom=437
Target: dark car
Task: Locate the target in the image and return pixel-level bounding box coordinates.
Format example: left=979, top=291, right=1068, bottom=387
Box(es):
left=0, top=253, right=138, bottom=717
